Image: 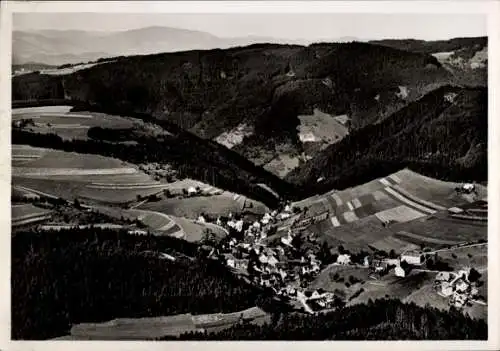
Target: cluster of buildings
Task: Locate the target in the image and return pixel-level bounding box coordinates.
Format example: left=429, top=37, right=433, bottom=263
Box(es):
left=434, top=268, right=480, bottom=308
left=201, top=203, right=340, bottom=313
left=138, top=162, right=177, bottom=181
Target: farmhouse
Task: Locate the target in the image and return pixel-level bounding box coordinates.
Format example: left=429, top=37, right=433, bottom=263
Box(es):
left=400, top=250, right=422, bottom=266
left=187, top=187, right=198, bottom=196
left=336, top=254, right=351, bottom=265
left=371, top=259, right=388, bottom=273
left=394, top=264, right=411, bottom=278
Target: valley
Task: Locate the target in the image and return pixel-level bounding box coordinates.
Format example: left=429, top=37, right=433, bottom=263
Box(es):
left=10, top=33, right=489, bottom=341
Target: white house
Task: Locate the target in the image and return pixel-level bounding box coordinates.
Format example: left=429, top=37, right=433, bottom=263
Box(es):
left=235, top=219, right=244, bottom=232
left=363, top=256, right=370, bottom=267
left=394, top=265, right=407, bottom=277
left=337, top=254, right=351, bottom=265
left=197, top=215, right=206, bottom=223
left=401, top=251, right=422, bottom=266
left=455, top=279, right=469, bottom=293
left=462, top=183, right=475, bottom=193
left=226, top=258, right=236, bottom=268
left=284, top=204, right=292, bottom=213
left=440, top=282, right=454, bottom=297
left=279, top=212, right=291, bottom=220
left=436, top=271, right=452, bottom=282
left=187, top=186, right=198, bottom=196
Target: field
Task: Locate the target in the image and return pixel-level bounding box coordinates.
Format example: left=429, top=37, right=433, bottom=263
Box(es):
left=141, top=192, right=267, bottom=219
left=291, top=168, right=487, bottom=253
left=53, top=307, right=268, bottom=340
left=12, top=106, right=136, bottom=140
left=94, top=207, right=227, bottom=242
left=347, top=271, right=436, bottom=306
left=309, top=265, right=373, bottom=297
left=12, top=204, right=52, bottom=227
left=393, top=169, right=487, bottom=208
left=12, top=145, right=170, bottom=205
left=432, top=244, right=488, bottom=271
left=392, top=216, right=487, bottom=247
left=369, top=236, right=420, bottom=254
left=297, top=108, right=349, bottom=147
left=263, top=154, right=301, bottom=178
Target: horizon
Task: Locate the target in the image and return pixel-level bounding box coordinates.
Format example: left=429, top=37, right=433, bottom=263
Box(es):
left=13, top=13, right=487, bottom=42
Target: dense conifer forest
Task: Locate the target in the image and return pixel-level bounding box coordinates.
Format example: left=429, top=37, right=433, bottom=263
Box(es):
left=172, top=298, right=487, bottom=340
left=287, top=86, right=487, bottom=193
left=11, top=228, right=286, bottom=340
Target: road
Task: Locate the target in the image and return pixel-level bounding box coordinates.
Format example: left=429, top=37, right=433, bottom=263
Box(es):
left=425, top=242, right=487, bottom=254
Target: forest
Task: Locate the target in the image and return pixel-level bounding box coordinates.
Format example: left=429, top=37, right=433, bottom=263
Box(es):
left=172, top=298, right=487, bottom=340
left=287, top=85, right=487, bottom=194
left=12, top=41, right=458, bottom=162
left=11, top=227, right=282, bottom=340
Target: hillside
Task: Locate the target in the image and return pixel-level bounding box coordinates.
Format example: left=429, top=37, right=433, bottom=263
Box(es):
left=13, top=41, right=465, bottom=176
left=174, top=299, right=486, bottom=340
left=12, top=227, right=281, bottom=340
left=371, top=37, right=487, bottom=87
left=286, top=85, right=487, bottom=195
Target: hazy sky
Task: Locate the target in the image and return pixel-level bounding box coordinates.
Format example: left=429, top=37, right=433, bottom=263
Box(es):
left=14, top=13, right=487, bottom=41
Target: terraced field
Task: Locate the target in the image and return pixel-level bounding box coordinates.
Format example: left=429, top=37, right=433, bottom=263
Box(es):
left=12, top=204, right=52, bottom=227
left=12, top=145, right=169, bottom=205
left=94, top=207, right=227, bottom=242
left=12, top=106, right=135, bottom=140
left=294, top=169, right=487, bottom=252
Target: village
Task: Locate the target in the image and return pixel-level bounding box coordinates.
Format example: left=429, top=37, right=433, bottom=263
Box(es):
left=194, top=189, right=485, bottom=314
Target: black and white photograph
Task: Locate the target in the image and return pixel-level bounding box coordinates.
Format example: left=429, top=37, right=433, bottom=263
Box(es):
left=1, top=1, right=499, bottom=348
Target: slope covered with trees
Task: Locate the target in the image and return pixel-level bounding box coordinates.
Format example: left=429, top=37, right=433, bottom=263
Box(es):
left=13, top=41, right=457, bottom=165
left=172, top=298, right=486, bottom=340
left=11, top=228, right=281, bottom=340
left=286, top=86, right=487, bottom=194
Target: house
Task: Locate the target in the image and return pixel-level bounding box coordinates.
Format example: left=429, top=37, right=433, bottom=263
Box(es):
left=279, top=212, right=291, bottom=220
left=310, top=290, right=322, bottom=300
left=436, top=271, right=453, bottom=282
left=259, top=254, right=269, bottom=265
left=235, top=219, right=244, bottom=232
left=226, top=257, right=236, bottom=268
left=281, top=235, right=293, bottom=247
left=394, top=264, right=410, bottom=278
left=197, top=215, right=206, bottom=223
left=337, top=254, right=351, bottom=265
left=455, top=279, right=469, bottom=293
left=462, top=183, right=475, bottom=194
left=363, top=256, right=370, bottom=267
left=158, top=253, right=176, bottom=261
left=439, top=282, right=454, bottom=297
left=187, top=186, right=198, bottom=196
left=371, top=259, right=388, bottom=272
left=401, top=250, right=423, bottom=266
left=384, top=258, right=400, bottom=266
left=452, top=292, right=468, bottom=308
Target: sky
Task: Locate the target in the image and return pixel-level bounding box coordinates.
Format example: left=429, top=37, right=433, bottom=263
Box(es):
left=13, top=13, right=487, bottom=41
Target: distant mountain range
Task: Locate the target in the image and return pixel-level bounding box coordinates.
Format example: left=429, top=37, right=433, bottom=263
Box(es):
left=13, top=26, right=366, bottom=66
